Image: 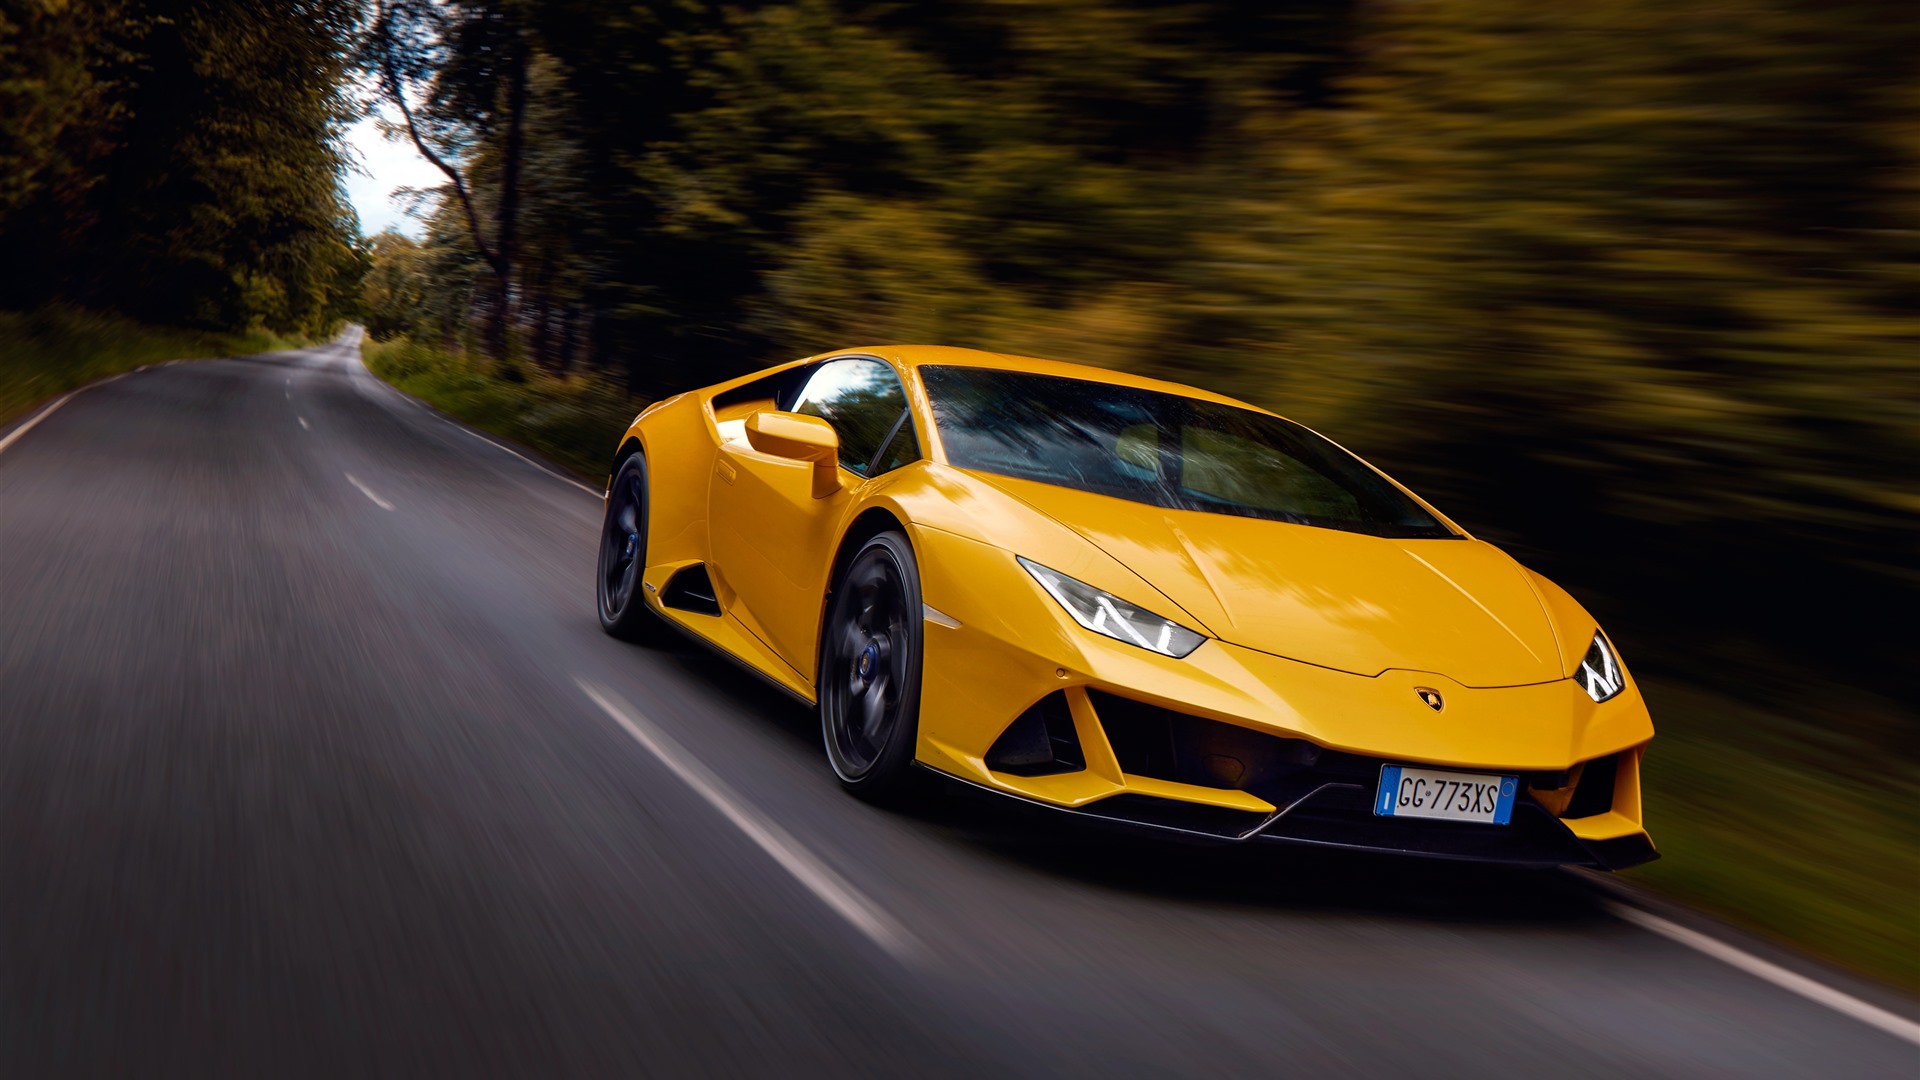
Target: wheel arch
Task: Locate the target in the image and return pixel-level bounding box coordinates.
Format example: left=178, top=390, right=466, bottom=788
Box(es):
left=816, top=505, right=914, bottom=671
left=609, top=436, right=644, bottom=489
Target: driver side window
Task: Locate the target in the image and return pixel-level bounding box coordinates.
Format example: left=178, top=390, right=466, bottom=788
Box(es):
left=792, top=358, right=918, bottom=477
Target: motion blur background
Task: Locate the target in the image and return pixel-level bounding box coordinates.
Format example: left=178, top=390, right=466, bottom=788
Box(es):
left=2, top=0, right=1914, bottom=991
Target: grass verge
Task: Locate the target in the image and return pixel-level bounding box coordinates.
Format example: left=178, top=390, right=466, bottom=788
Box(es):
left=1629, top=676, right=1919, bottom=992
left=0, top=305, right=308, bottom=427
left=362, top=333, right=1919, bottom=994
left=359, top=335, right=645, bottom=482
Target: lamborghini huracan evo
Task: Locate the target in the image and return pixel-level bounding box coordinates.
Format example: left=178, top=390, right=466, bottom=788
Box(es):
left=594, top=346, right=1656, bottom=869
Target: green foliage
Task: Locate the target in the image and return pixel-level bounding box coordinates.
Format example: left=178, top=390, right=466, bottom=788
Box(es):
left=362, top=334, right=644, bottom=481
left=0, top=0, right=364, bottom=336
left=0, top=305, right=302, bottom=426
left=360, top=231, right=431, bottom=341
left=1633, top=676, right=1920, bottom=991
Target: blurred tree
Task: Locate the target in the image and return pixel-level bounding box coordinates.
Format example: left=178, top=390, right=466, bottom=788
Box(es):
left=359, top=231, right=428, bottom=341
left=0, top=0, right=365, bottom=336
left=1209, top=0, right=1920, bottom=659
left=363, top=0, right=1918, bottom=704
left=367, top=0, right=533, bottom=358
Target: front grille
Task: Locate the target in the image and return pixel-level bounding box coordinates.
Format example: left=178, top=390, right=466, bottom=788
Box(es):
left=1079, top=690, right=1609, bottom=865
left=1088, top=690, right=1375, bottom=807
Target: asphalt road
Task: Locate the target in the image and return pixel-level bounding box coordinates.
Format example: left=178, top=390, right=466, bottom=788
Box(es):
left=0, top=337, right=1912, bottom=1078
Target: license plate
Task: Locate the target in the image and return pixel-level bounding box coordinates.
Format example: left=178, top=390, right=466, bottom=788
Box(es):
left=1375, top=765, right=1517, bottom=825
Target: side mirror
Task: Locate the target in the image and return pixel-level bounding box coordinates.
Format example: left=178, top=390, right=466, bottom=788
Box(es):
left=745, top=410, right=841, bottom=497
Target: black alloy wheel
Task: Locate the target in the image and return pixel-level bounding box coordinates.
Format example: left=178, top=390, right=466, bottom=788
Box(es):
left=820, top=531, right=924, bottom=798
left=597, top=454, right=666, bottom=643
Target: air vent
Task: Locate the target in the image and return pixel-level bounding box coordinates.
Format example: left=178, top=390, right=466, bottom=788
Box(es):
left=1090, top=690, right=1320, bottom=792
left=1563, top=753, right=1618, bottom=818
left=985, top=692, right=1084, bottom=776
left=660, top=564, right=721, bottom=616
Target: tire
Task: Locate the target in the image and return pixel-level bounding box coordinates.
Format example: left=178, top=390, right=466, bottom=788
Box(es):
left=819, top=531, right=924, bottom=801
left=597, top=453, right=669, bottom=644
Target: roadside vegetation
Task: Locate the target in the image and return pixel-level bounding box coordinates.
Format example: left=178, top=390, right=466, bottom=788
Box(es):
left=0, top=1, right=364, bottom=370
left=1634, top=678, right=1920, bottom=989
left=360, top=335, right=642, bottom=483
left=0, top=307, right=309, bottom=427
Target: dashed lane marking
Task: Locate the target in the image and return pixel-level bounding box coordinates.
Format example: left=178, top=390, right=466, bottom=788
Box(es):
left=344, top=473, right=394, bottom=511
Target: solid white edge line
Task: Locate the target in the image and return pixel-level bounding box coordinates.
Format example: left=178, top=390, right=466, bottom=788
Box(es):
left=1606, top=901, right=1920, bottom=1045
left=0, top=391, right=81, bottom=459
left=574, top=677, right=920, bottom=963
left=343, top=473, right=394, bottom=512
left=442, top=418, right=602, bottom=497
left=339, top=335, right=599, bottom=498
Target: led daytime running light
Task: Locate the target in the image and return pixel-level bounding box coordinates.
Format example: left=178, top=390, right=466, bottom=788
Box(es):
left=1574, top=631, right=1624, bottom=703
left=1017, top=557, right=1205, bottom=659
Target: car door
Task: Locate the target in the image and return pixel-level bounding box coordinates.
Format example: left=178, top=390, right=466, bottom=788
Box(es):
left=707, top=357, right=920, bottom=679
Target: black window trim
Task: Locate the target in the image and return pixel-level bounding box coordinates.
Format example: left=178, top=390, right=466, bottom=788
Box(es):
left=795, top=354, right=919, bottom=479
left=864, top=406, right=916, bottom=477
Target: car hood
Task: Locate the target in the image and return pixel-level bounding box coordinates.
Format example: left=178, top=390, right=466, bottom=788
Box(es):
left=977, top=475, right=1566, bottom=687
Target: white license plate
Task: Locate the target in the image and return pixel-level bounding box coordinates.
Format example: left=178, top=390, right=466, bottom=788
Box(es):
left=1374, top=765, right=1517, bottom=825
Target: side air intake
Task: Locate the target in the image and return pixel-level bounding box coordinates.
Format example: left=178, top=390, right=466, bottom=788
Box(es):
left=985, top=692, right=1085, bottom=776
left=659, top=564, right=721, bottom=616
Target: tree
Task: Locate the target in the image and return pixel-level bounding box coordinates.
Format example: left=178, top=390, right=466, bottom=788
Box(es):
left=0, top=0, right=365, bottom=336
left=366, top=0, right=532, bottom=358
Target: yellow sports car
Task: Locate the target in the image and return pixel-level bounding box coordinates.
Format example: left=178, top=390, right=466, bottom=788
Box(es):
left=596, top=347, right=1656, bottom=868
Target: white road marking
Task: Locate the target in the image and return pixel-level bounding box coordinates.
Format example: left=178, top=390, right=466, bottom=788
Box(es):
left=298, top=417, right=310, bottom=430
left=1607, top=901, right=1920, bottom=1045
left=0, top=392, right=80, bottom=459
left=343, top=473, right=394, bottom=511
left=341, top=341, right=598, bottom=498
left=439, top=418, right=602, bottom=497
left=0, top=369, right=141, bottom=460
left=575, top=677, right=920, bottom=963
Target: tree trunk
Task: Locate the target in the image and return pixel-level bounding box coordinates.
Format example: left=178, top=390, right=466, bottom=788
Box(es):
left=487, top=42, right=529, bottom=363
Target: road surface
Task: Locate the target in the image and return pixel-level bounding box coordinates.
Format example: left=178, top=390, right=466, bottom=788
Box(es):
left=0, top=338, right=1912, bottom=1077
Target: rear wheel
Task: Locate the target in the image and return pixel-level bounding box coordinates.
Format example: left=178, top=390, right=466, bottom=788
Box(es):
left=819, top=531, right=924, bottom=800
left=597, top=454, right=668, bottom=643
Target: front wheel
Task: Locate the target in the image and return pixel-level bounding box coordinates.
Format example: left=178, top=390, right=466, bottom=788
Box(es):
left=819, top=531, right=924, bottom=800
left=597, top=454, right=668, bottom=644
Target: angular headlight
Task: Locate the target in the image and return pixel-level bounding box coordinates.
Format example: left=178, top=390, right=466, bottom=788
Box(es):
left=1573, top=631, right=1625, bottom=703
left=1017, top=557, right=1205, bottom=658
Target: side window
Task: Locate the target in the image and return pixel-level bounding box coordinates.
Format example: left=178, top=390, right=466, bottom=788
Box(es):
left=792, top=358, right=916, bottom=477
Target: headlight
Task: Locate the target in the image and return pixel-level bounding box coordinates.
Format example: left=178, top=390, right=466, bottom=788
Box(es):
left=1573, top=631, right=1625, bottom=703
left=1017, top=557, right=1206, bottom=658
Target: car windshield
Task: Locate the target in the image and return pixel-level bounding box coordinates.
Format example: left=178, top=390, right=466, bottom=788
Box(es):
left=919, top=366, right=1455, bottom=539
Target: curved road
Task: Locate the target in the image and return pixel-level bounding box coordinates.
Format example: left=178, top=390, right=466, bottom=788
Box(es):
left=0, top=338, right=1911, bottom=1077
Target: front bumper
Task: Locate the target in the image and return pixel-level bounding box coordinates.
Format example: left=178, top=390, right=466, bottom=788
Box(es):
left=909, top=525, right=1658, bottom=870
left=928, top=725, right=1657, bottom=870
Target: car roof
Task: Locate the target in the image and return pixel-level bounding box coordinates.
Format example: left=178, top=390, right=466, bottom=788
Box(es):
left=828, top=344, right=1278, bottom=418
